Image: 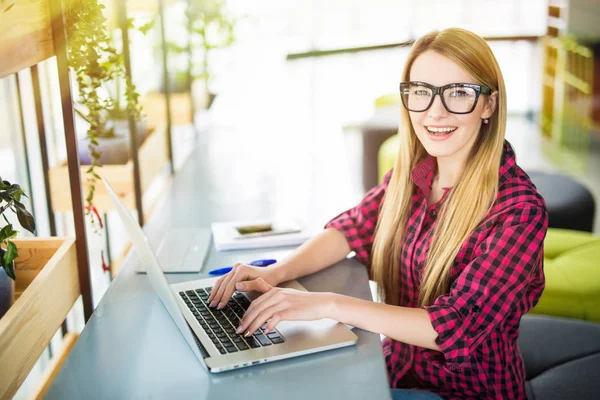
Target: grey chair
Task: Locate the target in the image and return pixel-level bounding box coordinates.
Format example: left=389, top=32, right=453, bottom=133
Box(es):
left=519, top=315, right=600, bottom=400
left=361, top=105, right=399, bottom=192
left=528, top=171, right=596, bottom=232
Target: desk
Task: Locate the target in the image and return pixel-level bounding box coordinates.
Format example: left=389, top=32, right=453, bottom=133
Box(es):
left=45, top=145, right=392, bottom=400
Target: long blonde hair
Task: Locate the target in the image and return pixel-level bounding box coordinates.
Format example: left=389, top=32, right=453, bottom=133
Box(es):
left=371, top=28, right=507, bottom=306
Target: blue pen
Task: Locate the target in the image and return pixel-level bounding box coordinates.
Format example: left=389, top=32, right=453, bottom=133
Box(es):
left=208, top=259, right=277, bottom=276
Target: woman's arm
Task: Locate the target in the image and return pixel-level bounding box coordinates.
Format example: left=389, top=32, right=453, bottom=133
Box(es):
left=270, top=228, right=352, bottom=285
left=209, top=228, right=351, bottom=308
left=332, top=294, right=440, bottom=351
left=235, top=279, right=440, bottom=351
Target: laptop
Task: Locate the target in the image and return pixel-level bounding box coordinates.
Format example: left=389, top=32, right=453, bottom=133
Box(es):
left=136, top=228, right=211, bottom=274
left=103, top=178, right=358, bottom=373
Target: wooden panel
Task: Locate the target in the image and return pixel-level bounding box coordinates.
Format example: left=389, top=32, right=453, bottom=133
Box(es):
left=49, top=124, right=168, bottom=212
left=548, top=5, right=561, bottom=18
left=547, top=26, right=560, bottom=37
left=0, top=237, right=78, bottom=400
left=28, top=332, right=79, bottom=400
left=49, top=161, right=136, bottom=211
left=141, top=92, right=193, bottom=128
left=0, top=0, right=55, bottom=79
left=139, top=124, right=169, bottom=191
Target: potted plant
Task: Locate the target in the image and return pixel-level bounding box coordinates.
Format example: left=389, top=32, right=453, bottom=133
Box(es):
left=65, top=0, right=147, bottom=217
left=0, top=177, right=35, bottom=319
left=187, top=0, right=236, bottom=109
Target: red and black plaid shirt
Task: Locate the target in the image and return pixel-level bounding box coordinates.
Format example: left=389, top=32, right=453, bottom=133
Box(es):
left=326, top=141, right=548, bottom=399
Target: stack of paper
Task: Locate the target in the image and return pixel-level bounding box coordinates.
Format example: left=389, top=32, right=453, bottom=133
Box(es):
left=211, top=219, right=314, bottom=251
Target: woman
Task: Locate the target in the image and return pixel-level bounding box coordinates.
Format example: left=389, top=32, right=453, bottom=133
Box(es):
left=208, top=28, right=548, bottom=399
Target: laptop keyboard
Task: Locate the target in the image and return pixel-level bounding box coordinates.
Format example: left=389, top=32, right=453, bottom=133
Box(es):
left=179, top=287, right=285, bottom=355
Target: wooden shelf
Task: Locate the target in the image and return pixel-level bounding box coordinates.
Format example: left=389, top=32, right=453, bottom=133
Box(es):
left=142, top=92, right=193, bottom=127
left=0, top=0, right=54, bottom=79
left=49, top=123, right=169, bottom=212
left=0, top=237, right=78, bottom=400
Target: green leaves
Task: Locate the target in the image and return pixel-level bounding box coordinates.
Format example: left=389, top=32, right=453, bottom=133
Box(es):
left=136, top=20, right=155, bottom=36
left=0, top=176, right=36, bottom=280
left=0, top=184, right=23, bottom=203
left=0, top=224, right=18, bottom=279
left=0, top=176, right=36, bottom=235
left=14, top=201, right=35, bottom=234
left=1, top=241, right=18, bottom=280
left=65, top=0, right=146, bottom=216
left=0, top=225, right=17, bottom=243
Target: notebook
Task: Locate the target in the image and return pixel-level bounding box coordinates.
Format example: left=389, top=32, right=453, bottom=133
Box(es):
left=211, top=219, right=313, bottom=251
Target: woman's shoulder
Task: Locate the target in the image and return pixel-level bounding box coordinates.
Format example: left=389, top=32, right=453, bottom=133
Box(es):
left=495, top=141, right=547, bottom=212
left=497, top=165, right=547, bottom=211
left=478, top=167, right=548, bottom=233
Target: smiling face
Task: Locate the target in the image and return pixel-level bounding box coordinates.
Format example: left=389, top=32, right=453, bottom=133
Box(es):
left=408, top=50, right=496, bottom=164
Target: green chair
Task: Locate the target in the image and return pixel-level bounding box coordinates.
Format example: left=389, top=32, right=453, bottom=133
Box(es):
left=374, top=93, right=401, bottom=109
left=377, top=135, right=600, bottom=323
left=377, top=134, right=399, bottom=184
left=532, top=229, right=600, bottom=322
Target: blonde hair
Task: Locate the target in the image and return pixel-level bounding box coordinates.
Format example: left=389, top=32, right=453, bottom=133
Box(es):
left=371, top=28, right=507, bottom=306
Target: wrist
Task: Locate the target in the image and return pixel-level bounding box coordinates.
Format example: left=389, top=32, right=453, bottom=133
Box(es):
left=266, top=264, right=287, bottom=286
left=325, top=293, right=346, bottom=322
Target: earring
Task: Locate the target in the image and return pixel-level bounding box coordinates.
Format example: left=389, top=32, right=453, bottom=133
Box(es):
left=483, top=118, right=489, bottom=124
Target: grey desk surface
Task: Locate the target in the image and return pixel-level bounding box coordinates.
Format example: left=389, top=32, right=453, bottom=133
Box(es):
left=45, top=145, right=391, bottom=400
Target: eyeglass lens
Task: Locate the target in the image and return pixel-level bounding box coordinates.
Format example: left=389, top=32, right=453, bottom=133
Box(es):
left=401, top=83, right=478, bottom=113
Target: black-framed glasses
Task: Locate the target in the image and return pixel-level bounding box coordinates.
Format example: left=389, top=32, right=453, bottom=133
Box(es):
left=399, top=81, right=493, bottom=114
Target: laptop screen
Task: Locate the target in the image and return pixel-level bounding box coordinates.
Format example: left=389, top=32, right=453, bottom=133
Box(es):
left=102, top=177, right=205, bottom=364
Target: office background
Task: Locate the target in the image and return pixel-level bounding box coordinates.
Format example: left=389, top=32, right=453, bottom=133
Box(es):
left=0, top=0, right=599, bottom=398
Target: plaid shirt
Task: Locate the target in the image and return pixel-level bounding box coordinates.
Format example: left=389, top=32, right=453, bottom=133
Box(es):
left=326, top=141, right=548, bottom=399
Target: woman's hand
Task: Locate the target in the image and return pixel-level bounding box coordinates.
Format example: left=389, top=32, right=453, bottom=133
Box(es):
left=233, top=278, right=336, bottom=336
left=208, top=263, right=280, bottom=309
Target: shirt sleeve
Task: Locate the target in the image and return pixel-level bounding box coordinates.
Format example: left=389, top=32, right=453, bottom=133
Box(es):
left=422, top=202, right=548, bottom=367
left=325, top=170, right=393, bottom=270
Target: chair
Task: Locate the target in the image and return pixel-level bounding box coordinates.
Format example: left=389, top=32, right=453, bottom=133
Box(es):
left=527, top=171, right=596, bottom=233
left=361, top=94, right=401, bottom=192
left=520, top=314, right=600, bottom=400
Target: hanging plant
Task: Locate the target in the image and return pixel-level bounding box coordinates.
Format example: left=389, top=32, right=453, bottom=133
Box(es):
left=64, top=0, right=145, bottom=224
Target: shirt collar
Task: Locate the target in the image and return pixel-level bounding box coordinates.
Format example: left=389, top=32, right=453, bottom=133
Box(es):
left=410, top=140, right=516, bottom=196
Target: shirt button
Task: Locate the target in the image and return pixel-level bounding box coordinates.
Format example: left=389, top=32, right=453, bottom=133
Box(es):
left=429, top=209, right=437, bottom=219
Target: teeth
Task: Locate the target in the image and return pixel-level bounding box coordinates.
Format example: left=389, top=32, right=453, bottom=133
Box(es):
left=426, top=126, right=457, bottom=134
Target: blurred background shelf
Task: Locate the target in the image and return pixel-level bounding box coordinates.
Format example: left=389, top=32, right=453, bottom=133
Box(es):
left=142, top=92, right=193, bottom=126
left=48, top=124, right=169, bottom=212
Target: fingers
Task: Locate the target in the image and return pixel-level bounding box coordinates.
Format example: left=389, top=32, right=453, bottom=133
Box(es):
left=241, top=282, right=279, bottom=317
left=208, top=274, right=226, bottom=304
left=265, top=312, right=285, bottom=333
left=209, top=263, right=243, bottom=308
left=240, top=303, right=288, bottom=337
left=218, top=267, right=250, bottom=310
left=237, top=289, right=281, bottom=332
left=208, top=272, right=233, bottom=307
left=235, top=277, right=272, bottom=293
